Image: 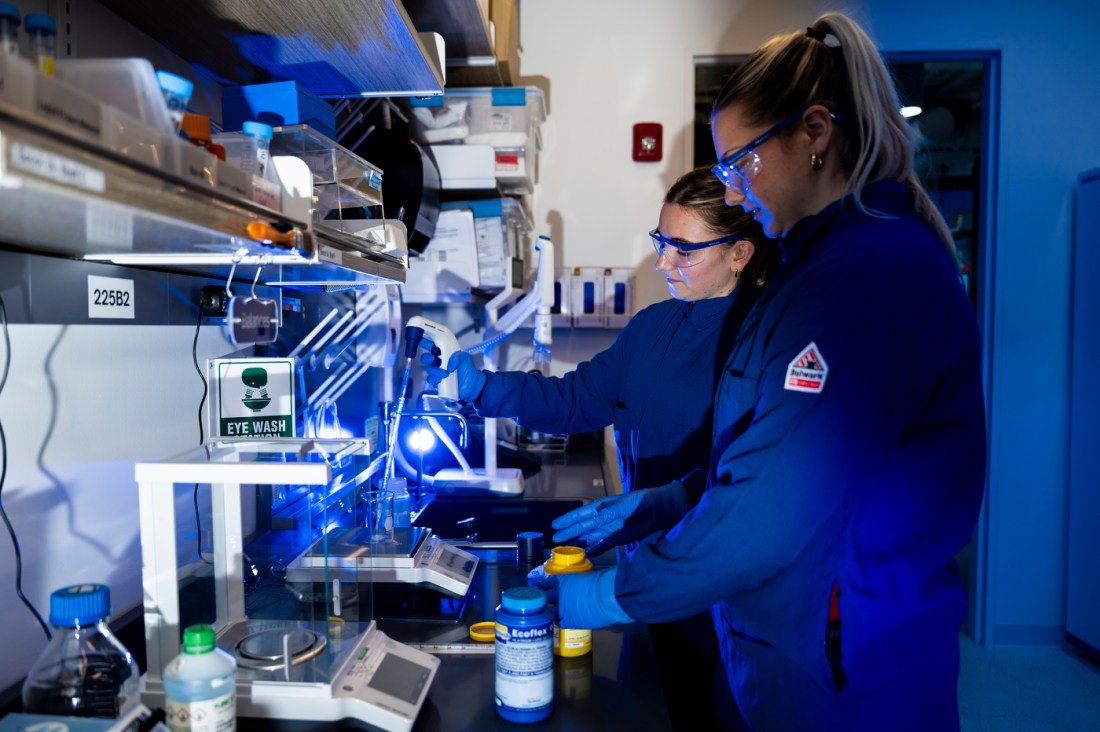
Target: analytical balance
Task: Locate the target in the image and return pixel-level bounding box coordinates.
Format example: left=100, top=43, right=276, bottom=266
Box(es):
left=134, top=438, right=475, bottom=732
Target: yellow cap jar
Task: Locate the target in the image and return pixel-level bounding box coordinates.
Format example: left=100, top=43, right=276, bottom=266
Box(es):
left=543, top=546, right=594, bottom=657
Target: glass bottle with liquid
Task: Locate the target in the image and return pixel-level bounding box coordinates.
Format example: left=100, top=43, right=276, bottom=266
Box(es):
left=22, top=584, right=140, bottom=719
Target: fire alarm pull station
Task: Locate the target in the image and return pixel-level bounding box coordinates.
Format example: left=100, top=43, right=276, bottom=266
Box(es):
left=633, top=122, right=662, bottom=162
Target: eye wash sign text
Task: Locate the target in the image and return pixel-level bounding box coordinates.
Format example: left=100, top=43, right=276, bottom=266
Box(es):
left=214, top=359, right=295, bottom=438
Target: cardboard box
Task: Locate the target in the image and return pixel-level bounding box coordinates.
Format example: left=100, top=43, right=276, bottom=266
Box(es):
left=491, top=0, right=520, bottom=85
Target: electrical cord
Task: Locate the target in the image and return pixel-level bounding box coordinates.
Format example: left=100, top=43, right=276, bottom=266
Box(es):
left=0, top=293, right=52, bottom=640
left=190, top=303, right=211, bottom=563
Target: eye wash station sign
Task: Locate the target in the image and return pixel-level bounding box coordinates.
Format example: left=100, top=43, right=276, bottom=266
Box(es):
left=213, top=358, right=296, bottom=438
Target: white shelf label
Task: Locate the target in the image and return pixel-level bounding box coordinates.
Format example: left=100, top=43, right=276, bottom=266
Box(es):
left=11, top=142, right=106, bottom=193
left=87, top=274, right=135, bottom=319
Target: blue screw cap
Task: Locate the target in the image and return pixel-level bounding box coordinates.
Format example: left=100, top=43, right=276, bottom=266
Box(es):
left=23, top=12, right=56, bottom=35
left=49, top=583, right=110, bottom=627
left=501, top=586, right=546, bottom=613
left=0, top=3, right=21, bottom=24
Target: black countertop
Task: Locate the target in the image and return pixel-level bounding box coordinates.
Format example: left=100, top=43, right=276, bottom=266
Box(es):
left=386, top=448, right=673, bottom=731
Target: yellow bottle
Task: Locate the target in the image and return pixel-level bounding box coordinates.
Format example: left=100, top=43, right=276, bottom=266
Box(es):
left=542, top=546, right=594, bottom=657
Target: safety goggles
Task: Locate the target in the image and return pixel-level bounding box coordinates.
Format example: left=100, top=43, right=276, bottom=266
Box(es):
left=649, top=229, right=742, bottom=268
left=712, top=109, right=806, bottom=194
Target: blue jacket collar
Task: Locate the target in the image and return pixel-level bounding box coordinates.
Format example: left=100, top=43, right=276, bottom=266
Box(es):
left=779, top=180, right=913, bottom=264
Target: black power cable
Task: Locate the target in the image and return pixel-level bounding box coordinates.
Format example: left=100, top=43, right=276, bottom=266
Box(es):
left=0, top=293, right=52, bottom=640
left=190, top=303, right=211, bottom=563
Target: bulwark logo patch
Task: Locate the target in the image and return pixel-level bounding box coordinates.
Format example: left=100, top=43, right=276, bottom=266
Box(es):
left=785, top=342, right=828, bottom=393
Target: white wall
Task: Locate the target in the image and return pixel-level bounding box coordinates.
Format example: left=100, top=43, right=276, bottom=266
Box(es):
left=0, top=323, right=238, bottom=692
left=520, top=0, right=1100, bottom=644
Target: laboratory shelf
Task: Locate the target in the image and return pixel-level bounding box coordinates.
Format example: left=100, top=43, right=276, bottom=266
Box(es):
left=0, top=100, right=406, bottom=289
left=96, top=0, right=444, bottom=98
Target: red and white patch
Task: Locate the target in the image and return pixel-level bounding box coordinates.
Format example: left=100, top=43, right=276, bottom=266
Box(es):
left=785, top=342, right=828, bottom=393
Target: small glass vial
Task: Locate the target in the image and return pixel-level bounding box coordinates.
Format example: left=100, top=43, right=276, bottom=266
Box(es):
left=0, top=3, right=20, bottom=57
left=22, top=12, right=55, bottom=77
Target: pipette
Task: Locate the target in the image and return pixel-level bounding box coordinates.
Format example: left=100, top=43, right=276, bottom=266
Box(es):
left=381, top=324, right=424, bottom=484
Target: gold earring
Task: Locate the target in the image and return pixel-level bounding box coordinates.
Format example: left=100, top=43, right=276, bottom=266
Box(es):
left=811, top=152, right=824, bottom=171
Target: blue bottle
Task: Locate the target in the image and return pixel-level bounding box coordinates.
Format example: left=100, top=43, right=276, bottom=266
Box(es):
left=494, top=586, right=553, bottom=723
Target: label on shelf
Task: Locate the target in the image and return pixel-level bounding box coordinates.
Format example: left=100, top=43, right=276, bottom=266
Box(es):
left=10, top=142, right=105, bottom=193
left=87, top=275, right=135, bottom=320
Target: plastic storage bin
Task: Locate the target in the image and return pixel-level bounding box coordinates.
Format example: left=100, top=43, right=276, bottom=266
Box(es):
left=269, top=123, right=383, bottom=225
left=409, top=87, right=545, bottom=147
left=54, top=58, right=175, bottom=137
left=441, top=198, right=530, bottom=291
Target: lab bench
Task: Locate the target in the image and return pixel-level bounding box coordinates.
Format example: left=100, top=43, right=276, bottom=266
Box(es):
left=234, top=447, right=673, bottom=731
left=386, top=449, right=673, bottom=731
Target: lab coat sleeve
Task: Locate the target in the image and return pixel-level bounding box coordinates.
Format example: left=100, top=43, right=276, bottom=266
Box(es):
left=615, top=228, right=985, bottom=624
left=474, top=319, right=633, bottom=435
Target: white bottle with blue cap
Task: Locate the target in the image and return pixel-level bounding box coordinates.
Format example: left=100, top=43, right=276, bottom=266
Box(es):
left=22, top=583, right=140, bottom=719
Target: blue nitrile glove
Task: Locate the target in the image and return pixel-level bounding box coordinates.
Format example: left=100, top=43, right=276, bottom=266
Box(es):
left=417, top=349, right=487, bottom=402
left=550, top=482, right=687, bottom=556
left=526, top=564, right=559, bottom=604
left=557, top=567, right=633, bottom=629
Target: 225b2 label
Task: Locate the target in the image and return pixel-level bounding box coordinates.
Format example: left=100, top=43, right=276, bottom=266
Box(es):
left=87, top=275, right=135, bottom=319
left=93, top=289, right=130, bottom=307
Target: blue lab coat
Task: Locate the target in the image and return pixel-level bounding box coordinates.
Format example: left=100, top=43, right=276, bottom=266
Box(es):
left=476, top=286, right=760, bottom=730
left=615, top=182, right=987, bottom=731
left=476, top=288, right=752, bottom=497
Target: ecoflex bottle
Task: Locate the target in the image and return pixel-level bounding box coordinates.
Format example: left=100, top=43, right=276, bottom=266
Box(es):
left=494, top=586, right=553, bottom=723
left=163, top=624, right=237, bottom=732
left=22, top=583, right=140, bottom=719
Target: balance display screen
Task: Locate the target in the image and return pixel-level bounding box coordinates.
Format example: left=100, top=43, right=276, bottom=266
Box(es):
left=368, top=653, right=431, bottom=705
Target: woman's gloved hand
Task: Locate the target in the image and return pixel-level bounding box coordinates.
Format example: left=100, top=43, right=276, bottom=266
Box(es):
left=526, top=564, right=559, bottom=604
left=557, top=568, right=633, bottom=629
left=550, top=482, right=688, bottom=556
left=418, top=348, right=487, bottom=403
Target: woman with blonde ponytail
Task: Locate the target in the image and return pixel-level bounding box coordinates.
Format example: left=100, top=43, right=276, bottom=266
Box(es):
left=540, top=12, right=987, bottom=732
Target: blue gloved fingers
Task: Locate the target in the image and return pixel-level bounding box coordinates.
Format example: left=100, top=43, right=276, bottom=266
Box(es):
left=442, top=351, right=487, bottom=402
left=557, top=568, right=633, bottom=630
left=550, top=504, right=601, bottom=542
left=526, top=565, right=559, bottom=604
left=418, top=350, right=442, bottom=368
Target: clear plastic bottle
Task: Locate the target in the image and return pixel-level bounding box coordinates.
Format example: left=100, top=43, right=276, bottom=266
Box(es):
left=0, top=3, right=20, bottom=57
left=22, top=12, right=55, bottom=77
left=241, top=121, right=273, bottom=179
left=22, top=583, right=140, bottom=719
left=155, top=70, right=195, bottom=135
left=163, top=624, right=237, bottom=732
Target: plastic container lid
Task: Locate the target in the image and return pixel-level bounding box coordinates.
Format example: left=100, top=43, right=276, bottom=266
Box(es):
left=501, top=586, right=546, bottom=613
left=48, top=583, right=110, bottom=627
left=181, top=113, right=212, bottom=143
left=543, top=545, right=593, bottom=575
left=242, top=120, right=274, bottom=140
left=182, top=624, right=217, bottom=655
left=0, top=3, right=21, bottom=24
left=155, top=70, right=194, bottom=99
left=23, top=13, right=56, bottom=35
left=468, top=621, right=495, bottom=642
